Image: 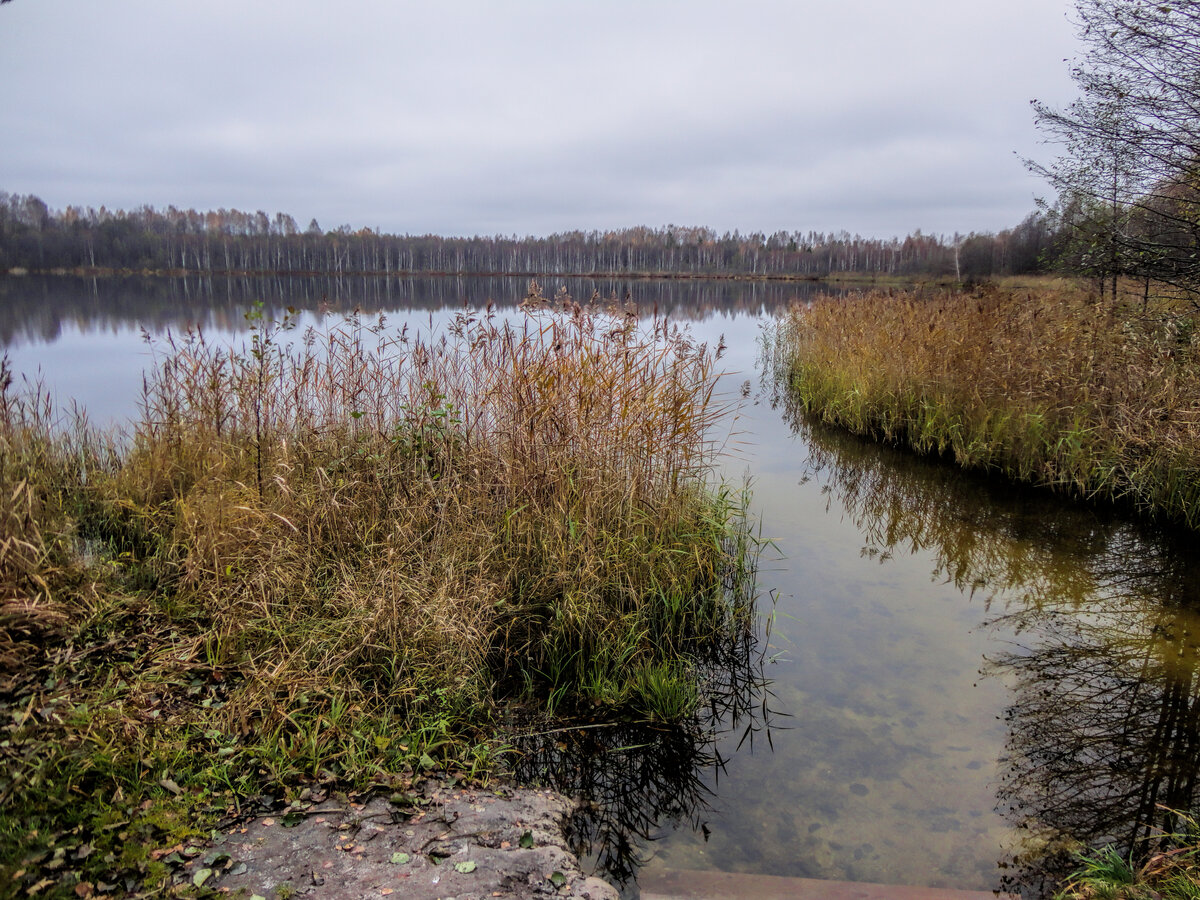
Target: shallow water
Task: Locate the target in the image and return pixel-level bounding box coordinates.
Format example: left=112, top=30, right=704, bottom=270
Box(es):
left=6, top=273, right=1200, bottom=897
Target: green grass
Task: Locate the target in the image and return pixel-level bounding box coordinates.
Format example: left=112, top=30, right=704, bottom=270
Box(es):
left=0, top=287, right=759, bottom=897
left=1055, top=814, right=1200, bottom=900
left=775, top=280, right=1200, bottom=528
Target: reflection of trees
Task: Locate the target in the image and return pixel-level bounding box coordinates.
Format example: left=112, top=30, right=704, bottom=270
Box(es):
left=0, top=274, right=833, bottom=348
left=988, top=542, right=1200, bottom=897
left=769, top=363, right=1200, bottom=897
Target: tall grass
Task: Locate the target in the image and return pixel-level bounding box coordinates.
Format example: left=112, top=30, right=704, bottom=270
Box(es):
left=0, top=288, right=757, bottom=895
left=777, top=282, right=1200, bottom=528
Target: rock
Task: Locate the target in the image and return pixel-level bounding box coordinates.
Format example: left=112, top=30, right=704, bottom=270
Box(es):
left=187, top=780, right=617, bottom=899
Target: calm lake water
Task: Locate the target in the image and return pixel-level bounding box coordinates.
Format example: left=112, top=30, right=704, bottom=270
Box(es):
left=5, top=273, right=1200, bottom=898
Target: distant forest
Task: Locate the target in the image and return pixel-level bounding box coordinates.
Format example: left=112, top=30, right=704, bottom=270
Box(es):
left=0, top=192, right=1064, bottom=280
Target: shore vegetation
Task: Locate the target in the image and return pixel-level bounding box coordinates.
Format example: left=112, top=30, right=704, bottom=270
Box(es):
left=1054, top=812, right=1200, bottom=899
left=0, top=286, right=758, bottom=896
left=776, top=279, right=1200, bottom=529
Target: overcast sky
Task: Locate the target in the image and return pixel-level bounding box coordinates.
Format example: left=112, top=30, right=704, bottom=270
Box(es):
left=1, top=0, right=1082, bottom=240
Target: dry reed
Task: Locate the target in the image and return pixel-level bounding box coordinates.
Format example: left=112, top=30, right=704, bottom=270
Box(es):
left=777, top=282, right=1200, bottom=528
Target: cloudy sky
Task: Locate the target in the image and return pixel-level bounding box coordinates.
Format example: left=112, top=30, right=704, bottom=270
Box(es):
left=1, top=0, right=1081, bottom=240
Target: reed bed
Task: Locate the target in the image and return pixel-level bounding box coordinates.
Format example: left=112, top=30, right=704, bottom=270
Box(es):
left=0, top=288, right=757, bottom=894
left=777, top=282, right=1200, bottom=528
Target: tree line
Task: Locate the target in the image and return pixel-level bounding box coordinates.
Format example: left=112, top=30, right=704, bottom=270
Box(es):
left=0, top=192, right=1063, bottom=281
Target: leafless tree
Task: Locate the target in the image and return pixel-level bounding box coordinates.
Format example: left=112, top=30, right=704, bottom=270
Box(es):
left=1031, top=0, right=1200, bottom=301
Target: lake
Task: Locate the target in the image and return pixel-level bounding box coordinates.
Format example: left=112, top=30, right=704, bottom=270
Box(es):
left=5, top=272, right=1200, bottom=898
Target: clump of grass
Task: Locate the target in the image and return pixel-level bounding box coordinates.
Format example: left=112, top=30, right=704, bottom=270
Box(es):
left=0, top=288, right=757, bottom=895
left=1056, top=812, right=1200, bottom=899
left=777, top=281, right=1200, bottom=528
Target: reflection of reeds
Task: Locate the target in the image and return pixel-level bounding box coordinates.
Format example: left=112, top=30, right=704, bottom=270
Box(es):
left=0, top=290, right=761, bottom=892
left=510, top=621, right=773, bottom=889
left=777, top=283, right=1200, bottom=528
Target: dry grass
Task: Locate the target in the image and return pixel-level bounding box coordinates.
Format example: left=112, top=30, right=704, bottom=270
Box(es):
left=127, top=288, right=746, bottom=721
left=0, top=286, right=757, bottom=895
left=777, top=281, right=1200, bottom=528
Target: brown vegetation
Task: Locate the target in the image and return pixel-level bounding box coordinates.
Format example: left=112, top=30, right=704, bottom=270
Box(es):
left=777, top=280, right=1200, bottom=527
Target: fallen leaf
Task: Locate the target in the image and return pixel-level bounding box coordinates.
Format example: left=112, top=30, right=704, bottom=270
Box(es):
left=192, top=868, right=213, bottom=888
left=519, top=831, right=534, bottom=849
left=549, top=870, right=567, bottom=887
left=454, top=861, right=477, bottom=874
left=381, top=891, right=394, bottom=896
left=261, top=818, right=275, bottom=827
left=390, top=852, right=410, bottom=865
left=73, top=884, right=94, bottom=899
left=159, top=777, right=182, bottom=795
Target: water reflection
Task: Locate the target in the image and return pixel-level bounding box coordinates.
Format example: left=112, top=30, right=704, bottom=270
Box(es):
left=0, top=273, right=830, bottom=348
left=776, top=380, right=1200, bottom=896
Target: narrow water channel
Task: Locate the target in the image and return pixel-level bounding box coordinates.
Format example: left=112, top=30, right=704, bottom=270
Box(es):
left=5, top=273, right=1199, bottom=898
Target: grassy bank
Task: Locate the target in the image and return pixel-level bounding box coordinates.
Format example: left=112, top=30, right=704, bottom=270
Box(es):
left=0, top=290, right=758, bottom=896
left=777, top=280, right=1200, bottom=528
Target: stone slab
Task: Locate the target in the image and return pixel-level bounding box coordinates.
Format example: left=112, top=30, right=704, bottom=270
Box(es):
left=640, top=868, right=1014, bottom=900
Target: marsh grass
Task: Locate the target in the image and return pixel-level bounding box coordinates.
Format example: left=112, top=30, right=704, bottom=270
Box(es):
left=0, top=286, right=757, bottom=896
left=778, top=281, right=1200, bottom=528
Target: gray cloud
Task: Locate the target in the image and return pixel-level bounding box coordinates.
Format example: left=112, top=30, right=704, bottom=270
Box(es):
left=1, top=0, right=1081, bottom=238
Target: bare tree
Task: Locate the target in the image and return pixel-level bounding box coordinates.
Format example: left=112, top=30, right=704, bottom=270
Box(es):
left=1032, top=0, right=1200, bottom=301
